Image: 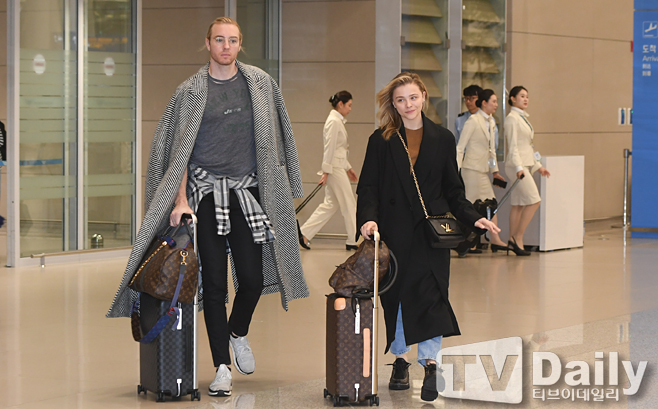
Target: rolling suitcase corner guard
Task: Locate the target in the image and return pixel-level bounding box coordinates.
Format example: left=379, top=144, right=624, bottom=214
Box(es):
left=134, top=213, right=201, bottom=403
left=324, top=232, right=382, bottom=407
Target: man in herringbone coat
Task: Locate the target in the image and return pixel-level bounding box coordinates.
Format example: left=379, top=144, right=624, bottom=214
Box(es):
left=107, top=17, right=308, bottom=396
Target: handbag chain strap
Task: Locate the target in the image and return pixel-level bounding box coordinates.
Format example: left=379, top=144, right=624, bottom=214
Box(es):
left=396, top=131, right=448, bottom=220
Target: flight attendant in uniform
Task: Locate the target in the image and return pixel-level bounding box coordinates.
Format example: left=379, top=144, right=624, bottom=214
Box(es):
left=456, top=89, right=509, bottom=253
left=504, top=86, right=550, bottom=255
left=299, top=91, right=359, bottom=251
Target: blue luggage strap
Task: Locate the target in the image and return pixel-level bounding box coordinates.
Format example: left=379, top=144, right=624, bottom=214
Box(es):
left=131, top=249, right=190, bottom=343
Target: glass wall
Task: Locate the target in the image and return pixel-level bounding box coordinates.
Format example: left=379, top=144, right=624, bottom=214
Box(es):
left=401, top=0, right=449, bottom=125
left=461, top=0, right=506, bottom=158
left=236, top=0, right=280, bottom=81
left=19, top=0, right=78, bottom=256
left=15, top=0, right=137, bottom=258
left=85, top=0, right=136, bottom=250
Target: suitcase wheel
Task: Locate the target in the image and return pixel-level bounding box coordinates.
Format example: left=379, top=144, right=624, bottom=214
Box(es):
left=137, top=385, right=146, bottom=395
left=191, top=390, right=201, bottom=401
left=369, top=395, right=379, bottom=406
left=157, top=392, right=166, bottom=402
left=323, top=388, right=330, bottom=399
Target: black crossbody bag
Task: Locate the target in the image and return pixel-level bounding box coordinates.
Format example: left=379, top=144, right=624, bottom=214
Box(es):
left=397, top=131, right=465, bottom=249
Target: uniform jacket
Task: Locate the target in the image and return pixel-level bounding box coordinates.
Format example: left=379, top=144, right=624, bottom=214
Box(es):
left=356, top=114, right=482, bottom=351
left=107, top=61, right=309, bottom=318
left=320, top=109, right=352, bottom=174
left=453, top=110, right=472, bottom=144
left=455, top=110, right=499, bottom=149
left=456, top=110, right=498, bottom=173
left=505, top=108, right=541, bottom=174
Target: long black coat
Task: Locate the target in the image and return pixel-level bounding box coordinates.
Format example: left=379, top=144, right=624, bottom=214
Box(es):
left=356, top=115, right=482, bottom=352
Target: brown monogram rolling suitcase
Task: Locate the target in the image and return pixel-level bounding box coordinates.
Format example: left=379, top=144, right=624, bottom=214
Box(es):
left=324, top=231, right=383, bottom=407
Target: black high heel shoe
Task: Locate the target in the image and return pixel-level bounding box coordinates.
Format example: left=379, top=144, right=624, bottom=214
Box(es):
left=297, top=220, right=311, bottom=250
left=490, top=244, right=509, bottom=253
left=508, top=238, right=531, bottom=256
left=299, top=234, right=311, bottom=250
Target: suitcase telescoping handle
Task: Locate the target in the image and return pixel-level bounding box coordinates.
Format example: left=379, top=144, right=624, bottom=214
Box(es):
left=492, top=178, right=521, bottom=216
left=371, top=231, right=380, bottom=396
left=295, top=184, right=323, bottom=214
left=181, top=213, right=199, bottom=393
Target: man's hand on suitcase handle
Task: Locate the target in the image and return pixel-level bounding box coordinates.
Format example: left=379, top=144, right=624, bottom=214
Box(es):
left=360, top=221, right=378, bottom=240
left=170, top=200, right=194, bottom=227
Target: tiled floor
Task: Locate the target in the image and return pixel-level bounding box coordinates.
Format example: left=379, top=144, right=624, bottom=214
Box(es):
left=1, top=219, right=657, bottom=408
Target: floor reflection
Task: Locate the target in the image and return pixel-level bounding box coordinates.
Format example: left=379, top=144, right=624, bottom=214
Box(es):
left=0, top=219, right=657, bottom=408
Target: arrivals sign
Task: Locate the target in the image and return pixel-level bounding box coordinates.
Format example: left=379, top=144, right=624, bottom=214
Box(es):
left=632, top=5, right=658, bottom=237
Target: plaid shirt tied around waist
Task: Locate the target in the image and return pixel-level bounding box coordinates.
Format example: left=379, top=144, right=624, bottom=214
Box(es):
left=188, top=164, right=275, bottom=244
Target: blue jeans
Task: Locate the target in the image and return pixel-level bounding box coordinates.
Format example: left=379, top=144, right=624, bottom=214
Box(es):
left=389, top=304, right=443, bottom=366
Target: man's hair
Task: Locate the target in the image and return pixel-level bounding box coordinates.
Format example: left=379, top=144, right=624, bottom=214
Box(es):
left=206, top=17, right=243, bottom=42
left=463, top=84, right=483, bottom=98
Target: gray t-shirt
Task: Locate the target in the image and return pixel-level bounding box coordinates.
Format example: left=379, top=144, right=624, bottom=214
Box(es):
left=190, top=70, right=256, bottom=177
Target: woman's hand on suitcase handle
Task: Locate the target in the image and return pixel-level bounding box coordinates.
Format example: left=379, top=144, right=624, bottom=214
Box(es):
left=474, top=217, right=500, bottom=233
left=318, top=172, right=329, bottom=186
left=360, top=221, right=378, bottom=240
left=170, top=200, right=194, bottom=227
left=516, top=170, right=525, bottom=179
left=493, top=172, right=505, bottom=182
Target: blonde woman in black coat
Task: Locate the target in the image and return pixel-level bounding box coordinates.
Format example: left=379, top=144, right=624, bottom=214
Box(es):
left=357, top=72, right=499, bottom=402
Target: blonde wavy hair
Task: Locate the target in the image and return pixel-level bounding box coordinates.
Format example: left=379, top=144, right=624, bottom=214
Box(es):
left=206, top=17, right=243, bottom=42
left=376, top=72, right=428, bottom=140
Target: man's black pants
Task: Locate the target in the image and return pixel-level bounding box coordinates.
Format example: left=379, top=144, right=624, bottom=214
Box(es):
left=196, top=188, right=264, bottom=367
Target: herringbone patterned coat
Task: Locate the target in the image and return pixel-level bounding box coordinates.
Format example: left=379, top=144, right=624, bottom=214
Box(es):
left=107, top=62, right=308, bottom=318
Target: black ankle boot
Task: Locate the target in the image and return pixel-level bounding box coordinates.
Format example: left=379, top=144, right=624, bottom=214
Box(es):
left=388, top=358, right=411, bottom=390
left=421, top=363, right=439, bottom=401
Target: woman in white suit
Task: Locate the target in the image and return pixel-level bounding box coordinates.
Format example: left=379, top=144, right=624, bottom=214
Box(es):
left=456, top=89, right=508, bottom=253
left=299, top=91, right=359, bottom=250
left=504, top=86, right=550, bottom=255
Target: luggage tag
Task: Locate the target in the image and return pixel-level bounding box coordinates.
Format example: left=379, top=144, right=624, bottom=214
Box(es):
left=534, top=151, right=542, bottom=161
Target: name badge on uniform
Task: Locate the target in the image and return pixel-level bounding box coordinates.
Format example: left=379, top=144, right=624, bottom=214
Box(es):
left=534, top=151, right=542, bottom=161
left=488, top=157, right=497, bottom=168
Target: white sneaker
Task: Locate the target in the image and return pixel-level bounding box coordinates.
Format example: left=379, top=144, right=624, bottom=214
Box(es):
left=229, top=335, right=255, bottom=375
left=209, top=364, right=232, bottom=396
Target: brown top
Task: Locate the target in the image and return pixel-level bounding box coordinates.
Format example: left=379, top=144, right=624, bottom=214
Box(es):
left=405, top=127, right=423, bottom=166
